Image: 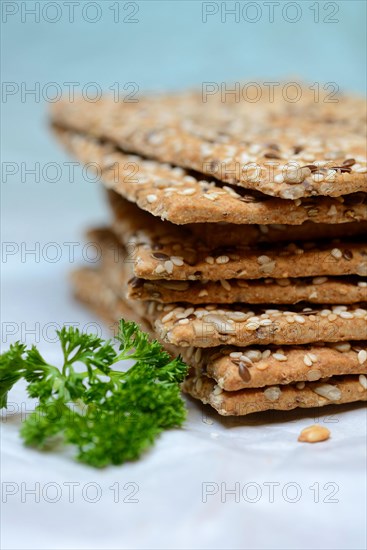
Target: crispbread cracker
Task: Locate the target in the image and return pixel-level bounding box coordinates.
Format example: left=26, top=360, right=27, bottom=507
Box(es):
left=75, top=270, right=367, bottom=348
left=89, top=227, right=367, bottom=305
left=107, top=196, right=367, bottom=281
left=130, top=238, right=367, bottom=281
left=149, top=302, right=367, bottom=348
left=108, top=188, right=367, bottom=246
left=51, top=87, right=367, bottom=199
left=53, top=128, right=367, bottom=224
left=128, top=276, right=367, bottom=305
left=180, top=343, right=367, bottom=391
left=182, top=374, right=367, bottom=416
left=189, top=219, right=367, bottom=247
left=70, top=267, right=367, bottom=391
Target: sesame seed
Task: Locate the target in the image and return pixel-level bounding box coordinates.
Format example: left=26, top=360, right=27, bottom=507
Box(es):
left=313, top=276, right=328, bottom=285
left=343, top=249, right=353, bottom=261
left=327, top=205, right=337, bottom=216
left=358, top=350, right=367, bottom=365
left=213, top=385, right=223, bottom=396
left=178, top=318, right=190, bottom=325
left=183, top=175, right=196, bottom=184
left=174, top=311, right=187, bottom=320
left=327, top=313, right=338, bottom=322
left=257, top=255, right=272, bottom=265
left=152, top=251, right=169, bottom=260
left=260, top=262, right=276, bottom=274
left=154, top=264, right=166, bottom=275
left=148, top=133, right=164, bottom=145
left=262, top=349, right=271, bottom=359
left=272, top=353, right=287, bottom=361
left=359, top=375, right=367, bottom=390
left=354, top=308, right=367, bottom=318
left=294, top=315, right=305, bottom=324
left=230, top=351, right=242, bottom=359
left=331, top=248, right=343, bottom=260
left=205, top=256, right=214, bottom=264
left=307, top=369, right=322, bottom=381
left=162, top=311, right=174, bottom=323
left=245, top=322, right=260, bottom=331
left=325, top=170, right=337, bottom=182
left=313, top=384, right=342, bottom=401
left=256, top=362, right=269, bottom=371
left=244, top=350, right=262, bottom=362
left=227, top=312, right=248, bottom=321
left=216, top=255, right=230, bottom=264
left=307, top=208, right=319, bottom=217
left=164, top=260, right=174, bottom=274
left=200, top=144, right=214, bottom=156
left=296, top=382, right=306, bottom=390
left=339, top=311, right=354, bottom=319
left=303, top=354, right=313, bottom=367
left=146, top=194, right=158, bottom=203
left=171, top=257, right=184, bottom=267
left=248, top=315, right=259, bottom=321
left=237, top=362, right=251, bottom=382
left=181, top=308, right=194, bottom=318
left=180, top=188, right=196, bottom=196
left=358, top=281, right=367, bottom=287
left=264, top=386, right=282, bottom=401
left=203, top=193, right=218, bottom=201
left=333, top=343, right=351, bottom=352
left=312, top=173, right=324, bottom=182
left=223, top=185, right=241, bottom=198
left=240, top=355, right=253, bottom=365
left=220, top=280, right=232, bottom=291
left=276, top=278, right=291, bottom=287
left=249, top=143, right=261, bottom=154
left=259, top=319, right=273, bottom=326
left=171, top=167, right=184, bottom=176
left=332, top=305, right=345, bottom=313
left=303, top=153, right=315, bottom=161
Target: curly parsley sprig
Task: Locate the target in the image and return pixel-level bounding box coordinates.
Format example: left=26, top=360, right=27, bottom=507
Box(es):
left=0, top=320, right=188, bottom=467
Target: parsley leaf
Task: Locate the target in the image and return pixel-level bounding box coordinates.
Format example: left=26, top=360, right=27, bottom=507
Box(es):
left=0, top=320, right=188, bottom=467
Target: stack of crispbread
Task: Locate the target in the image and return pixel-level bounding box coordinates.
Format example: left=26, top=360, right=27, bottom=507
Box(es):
left=51, top=85, right=367, bottom=416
